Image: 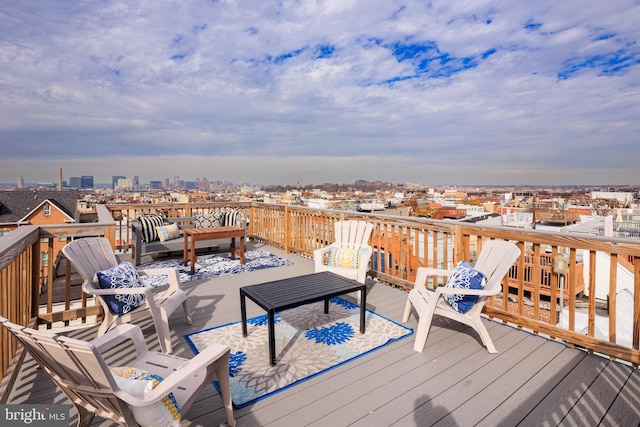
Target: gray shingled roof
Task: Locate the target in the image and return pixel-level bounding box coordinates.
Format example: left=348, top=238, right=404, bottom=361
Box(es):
left=0, top=190, right=79, bottom=224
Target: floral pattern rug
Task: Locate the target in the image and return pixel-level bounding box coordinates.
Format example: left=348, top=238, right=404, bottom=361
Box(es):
left=137, top=250, right=293, bottom=287
left=185, top=297, right=413, bottom=408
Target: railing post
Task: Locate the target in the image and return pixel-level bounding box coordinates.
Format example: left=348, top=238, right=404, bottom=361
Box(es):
left=453, top=224, right=464, bottom=264
left=634, top=258, right=640, bottom=350
left=284, top=206, right=291, bottom=253
left=30, top=238, right=40, bottom=320
left=249, top=203, right=255, bottom=237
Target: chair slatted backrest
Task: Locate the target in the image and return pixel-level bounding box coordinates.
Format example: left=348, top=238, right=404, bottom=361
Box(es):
left=474, top=240, right=521, bottom=295
left=0, top=318, right=126, bottom=422
left=334, top=221, right=374, bottom=250
left=62, top=237, right=119, bottom=291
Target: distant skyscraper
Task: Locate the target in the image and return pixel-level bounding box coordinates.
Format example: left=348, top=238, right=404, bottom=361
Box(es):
left=115, top=177, right=135, bottom=191
left=112, top=175, right=126, bottom=189
left=17, top=176, right=24, bottom=189
left=69, top=177, right=81, bottom=188
left=80, top=176, right=93, bottom=188
left=164, top=178, right=170, bottom=189
left=149, top=180, right=162, bottom=190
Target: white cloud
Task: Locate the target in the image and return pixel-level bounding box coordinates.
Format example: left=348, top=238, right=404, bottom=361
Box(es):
left=0, top=0, right=639, bottom=185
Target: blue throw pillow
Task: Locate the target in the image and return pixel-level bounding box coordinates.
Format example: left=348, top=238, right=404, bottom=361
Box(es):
left=444, top=261, right=487, bottom=314
left=96, top=262, right=146, bottom=316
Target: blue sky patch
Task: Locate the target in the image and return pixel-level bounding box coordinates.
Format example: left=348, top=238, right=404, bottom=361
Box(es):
left=316, top=44, right=335, bottom=59
left=193, top=24, right=207, bottom=33
left=385, top=40, right=497, bottom=80
left=595, top=33, right=615, bottom=41
left=172, top=34, right=184, bottom=46
left=524, top=19, right=542, bottom=31
left=558, top=48, right=639, bottom=79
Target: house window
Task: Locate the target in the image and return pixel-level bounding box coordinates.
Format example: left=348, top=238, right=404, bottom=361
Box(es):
left=43, top=204, right=51, bottom=216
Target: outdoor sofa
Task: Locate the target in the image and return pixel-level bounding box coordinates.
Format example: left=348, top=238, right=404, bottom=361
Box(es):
left=131, top=209, right=246, bottom=266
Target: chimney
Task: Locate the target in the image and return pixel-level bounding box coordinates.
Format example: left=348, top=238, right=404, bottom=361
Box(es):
left=59, top=168, right=63, bottom=191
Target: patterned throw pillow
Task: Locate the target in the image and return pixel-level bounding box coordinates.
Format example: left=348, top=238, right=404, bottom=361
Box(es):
left=138, top=215, right=164, bottom=243
left=96, top=262, right=146, bottom=315
left=194, top=212, right=223, bottom=228
left=222, top=209, right=239, bottom=227
left=109, top=366, right=181, bottom=427
left=156, top=223, right=181, bottom=242
left=328, top=247, right=367, bottom=269
left=443, top=260, right=487, bottom=314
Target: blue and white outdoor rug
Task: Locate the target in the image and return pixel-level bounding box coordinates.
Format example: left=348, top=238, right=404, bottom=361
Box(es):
left=185, top=297, right=413, bottom=408
left=138, top=250, right=293, bottom=286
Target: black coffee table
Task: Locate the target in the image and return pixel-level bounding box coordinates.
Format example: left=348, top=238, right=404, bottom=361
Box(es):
left=240, top=271, right=367, bottom=366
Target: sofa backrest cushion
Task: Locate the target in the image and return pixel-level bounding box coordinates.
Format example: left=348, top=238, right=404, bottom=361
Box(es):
left=194, top=209, right=243, bottom=228
left=195, top=212, right=223, bottom=228
left=222, top=209, right=240, bottom=228
left=137, top=215, right=164, bottom=243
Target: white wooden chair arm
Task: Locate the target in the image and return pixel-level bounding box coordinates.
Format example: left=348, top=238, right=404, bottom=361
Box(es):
left=86, top=283, right=155, bottom=298
left=414, top=267, right=452, bottom=290
left=435, top=286, right=499, bottom=297
left=91, top=324, right=148, bottom=355
left=313, top=246, right=333, bottom=256
left=313, top=247, right=333, bottom=272
left=418, top=267, right=452, bottom=277
left=130, top=345, right=230, bottom=404
left=138, top=268, right=181, bottom=290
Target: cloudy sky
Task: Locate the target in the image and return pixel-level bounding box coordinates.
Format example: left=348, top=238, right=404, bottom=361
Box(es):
left=1, top=1, right=639, bottom=186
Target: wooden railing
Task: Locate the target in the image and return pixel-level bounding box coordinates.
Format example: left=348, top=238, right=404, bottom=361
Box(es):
left=1, top=201, right=640, bottom=400
left=0, top=204, right=117, bottom=400
left=506, top=251, right=585, bottom=300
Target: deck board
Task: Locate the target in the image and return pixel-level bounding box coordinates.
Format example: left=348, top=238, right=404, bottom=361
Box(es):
left=7, top=242, right=640, bottom=426
left=476, top=343, right=584, bottom=426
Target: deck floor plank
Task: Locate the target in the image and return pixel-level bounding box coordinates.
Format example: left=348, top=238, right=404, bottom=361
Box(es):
left=7, top=243, right=640, bottom=426
left=475, top=342, right=586, bottom=427
left=563, top=359, right=633, bottom=426
left=516, top=353, right=609, bottom=426
left=430, top=332, right=555, bottom=426
left=348, top=325, right=529, bottom=427
left=602, top=367, right=640, bottom=424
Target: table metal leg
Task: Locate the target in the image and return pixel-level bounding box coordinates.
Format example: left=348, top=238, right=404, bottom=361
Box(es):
left=190, top=237, right=197, bottom=273
left=268, top=309, right=276, bottom=366
left=359, top=285, right=366, bottom=334
left=241, top=292, right=248, bottom=337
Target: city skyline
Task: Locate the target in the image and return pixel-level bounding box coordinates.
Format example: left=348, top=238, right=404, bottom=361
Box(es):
left=5, top=170, right=639, bottom=191
left=1, top=2, right=639, bottom=186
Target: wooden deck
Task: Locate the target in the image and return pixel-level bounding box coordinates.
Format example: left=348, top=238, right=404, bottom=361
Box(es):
left=8, top=242, right=640, bottom=426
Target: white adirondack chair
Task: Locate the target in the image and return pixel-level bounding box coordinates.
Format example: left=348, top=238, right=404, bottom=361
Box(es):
left=403, top=240, right=521, bottom=353
left=0, top=318, right=235, bottom=427
left=314, top=220, right=374, bottom=302
left=62, top=237, right=192, bottom=353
